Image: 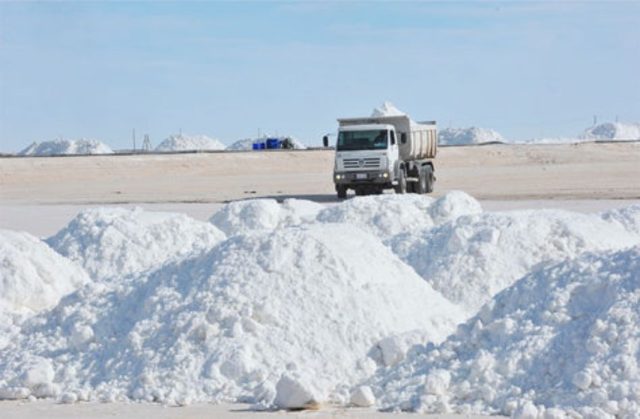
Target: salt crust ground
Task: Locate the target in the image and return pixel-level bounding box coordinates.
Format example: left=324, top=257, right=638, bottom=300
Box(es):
left=0, top=193, right=639, bottom=417
left=0, top=400, right=501, bottom=418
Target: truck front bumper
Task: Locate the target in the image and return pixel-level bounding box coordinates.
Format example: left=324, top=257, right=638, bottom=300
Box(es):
left=334, top=171, right=392, bottom=187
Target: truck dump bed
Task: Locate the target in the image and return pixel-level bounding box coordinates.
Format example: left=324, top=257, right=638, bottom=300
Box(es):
left=338, top=115, right=437, bottom=160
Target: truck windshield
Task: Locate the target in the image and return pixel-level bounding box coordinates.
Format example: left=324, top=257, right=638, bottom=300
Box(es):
left=337, top=130, right=388, bottom=151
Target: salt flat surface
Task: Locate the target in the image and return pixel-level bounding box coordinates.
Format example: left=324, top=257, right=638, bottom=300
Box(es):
left=0, top=400, right=500, bottom=418
left=2, top=143, right=638, bottom=206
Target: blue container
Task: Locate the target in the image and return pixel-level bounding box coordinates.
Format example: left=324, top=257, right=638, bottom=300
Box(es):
left=258, top=142, right=266, bottom=149
left=252, top=143, right=261, bottom=150
left=266, top=138, right=281, bottom=149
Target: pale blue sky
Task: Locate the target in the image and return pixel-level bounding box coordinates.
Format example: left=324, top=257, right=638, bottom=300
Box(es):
left=1, top=1, right=639, bottom=151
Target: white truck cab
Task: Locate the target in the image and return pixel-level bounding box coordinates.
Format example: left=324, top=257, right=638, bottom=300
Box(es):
left=333, top=115, right=437, bottom=198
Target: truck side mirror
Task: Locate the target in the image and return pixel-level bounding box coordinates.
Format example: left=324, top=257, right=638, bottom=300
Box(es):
left=401, top=133, right=407, bottom=144
left=323, top=135, right=329, bottom=147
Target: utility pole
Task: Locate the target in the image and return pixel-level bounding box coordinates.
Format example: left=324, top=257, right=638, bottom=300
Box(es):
left=142, top=134, right=152, bottom=152
left=132, top=129, right=136, bottom=151
left=593, top=115, right=597, bottom=126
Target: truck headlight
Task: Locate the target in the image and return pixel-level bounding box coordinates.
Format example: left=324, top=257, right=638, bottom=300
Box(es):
left=335, top=174, right=342, bottom=180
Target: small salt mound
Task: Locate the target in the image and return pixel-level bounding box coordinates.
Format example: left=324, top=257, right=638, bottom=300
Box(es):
left=371, top=101, right=406, bottom=117
left=209, top=198, right=322, bottom=236
left=581, top=122, right=640, bottom=141
left=601, top=204, right=640, bottom=235
left=47, top=207, right=226, bottom=280
left=438, top=127, right=504, bottom=146
left=0, top=230, right=89, bottom=316
left=389, top=207, right=640, bottom=315
left=226, top=137, right=307, bottom=151
left=0, top=224, right=463, bottom=406
left=0, top=230, right=90, bottom=349
left=371, top=246, right=640, bottom=418
left=18, top=139, right=113, bottom=156
left=226, top=139, right=254, bottom=151
left=155, top=134, right=226, bottom=152
left=316, top=192, right=481, bottom=243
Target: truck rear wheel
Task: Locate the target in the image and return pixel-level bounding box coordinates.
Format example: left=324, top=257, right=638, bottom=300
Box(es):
left=394, top=170, right=407, bottom=194
left=417, top=170, right=428, bottom=194
left=337, top=185, right=347, bottom=199
left=424, top=166, right=434, bottom=193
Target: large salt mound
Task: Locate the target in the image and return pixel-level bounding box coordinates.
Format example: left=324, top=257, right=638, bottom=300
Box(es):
left=371, top=246, right=640, bottom=418
left=155, top=134, right=226, bottom=152
left=316, top=191, right=482, bottom=242
left=0, top=224, right=464, bottom=406
left=389, top=208, right=640, bottom=315
left=581, top=122, right=640, bottom=141
left=209, top=198, right=322, bottom=236
left=438, top=127, right=504, bottom=146
left=18, top=139, right=113, bottom=156
left=47, top=208, right=226, bottom=280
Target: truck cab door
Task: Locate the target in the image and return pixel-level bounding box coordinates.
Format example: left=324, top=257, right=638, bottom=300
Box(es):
left=388, top=129, right=400, bottom=169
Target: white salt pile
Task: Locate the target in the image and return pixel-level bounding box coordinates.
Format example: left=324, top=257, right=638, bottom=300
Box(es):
left=1, top=192, right=639, bottom=414
left=316, top=191, right=481, bottom=242
left=155, top=134, right=226, bottom=152
left=18, top=139, right=113, bottom=156
left=371, top=101, right=406, bottom=117
left=581, top=121, right=640, bottom=141
left=0, top=230, right=90, bottom=349
left=226, top=138, right=255, bottom=151
left=0, top=224, right=463, bottom=406
left=227, top=137, right=307, bottom=151
left=47, top=208, right=226, bottom=280
left=438, top=127, right=504, bottom=146
left=209, top=198, right=322, bottom=236
left=388, top=207, right=640, bottom=315
left=370, top=245, right=640, bottom=418
left=0, top=230, right=89, bottom=316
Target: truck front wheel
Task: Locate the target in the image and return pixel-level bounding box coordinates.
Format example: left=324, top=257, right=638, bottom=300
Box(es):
left=394, top=170, right=407, bottom=194
left=337, top=185, right=347, bottom=199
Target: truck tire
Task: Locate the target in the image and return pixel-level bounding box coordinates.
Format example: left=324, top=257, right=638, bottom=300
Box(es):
left=337, top=185, right=347, bottom=199
left=417, top=169, right=428, bottom=194
left=425, top=166, right=434, bottom=193
left=394, top=169, right=407, bottom=194
left=407, top=179, right=416, bottom=194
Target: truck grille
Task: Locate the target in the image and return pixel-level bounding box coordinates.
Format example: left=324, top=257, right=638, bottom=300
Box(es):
left=343, top=157, right=381, bottom=169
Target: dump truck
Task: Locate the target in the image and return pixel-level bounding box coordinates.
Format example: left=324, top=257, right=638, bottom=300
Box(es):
left=333, top=114, right=437, bottom=198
